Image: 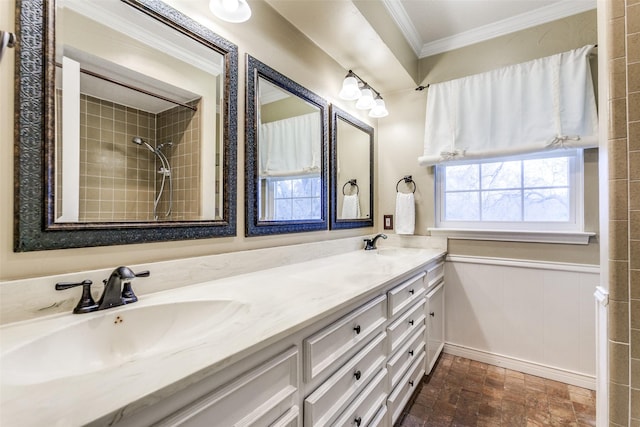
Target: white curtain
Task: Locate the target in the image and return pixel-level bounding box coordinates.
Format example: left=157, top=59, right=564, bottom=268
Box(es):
left=418, top=45, right=598, bottom=166
left=259, top=113, right=321, bottom=177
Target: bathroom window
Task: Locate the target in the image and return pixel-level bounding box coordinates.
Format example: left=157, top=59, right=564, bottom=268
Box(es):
left=435, top=149, right=584, bottom=232
left=260, top=175, right=322, bottom=221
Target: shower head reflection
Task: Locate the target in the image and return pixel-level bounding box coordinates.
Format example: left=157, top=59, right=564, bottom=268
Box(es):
left=131, top=136, right=156, bottom=153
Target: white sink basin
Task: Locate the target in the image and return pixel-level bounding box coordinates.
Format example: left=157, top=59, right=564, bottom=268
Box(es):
left=1, top=299, right=248, bottom=385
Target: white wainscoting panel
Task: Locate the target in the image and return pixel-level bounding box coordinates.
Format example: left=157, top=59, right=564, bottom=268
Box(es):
left=444, top=256, right=599, bottom=389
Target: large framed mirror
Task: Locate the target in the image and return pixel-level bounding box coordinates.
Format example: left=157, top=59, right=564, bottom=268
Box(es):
left=15, top=0, right=238, bottom=251
left=330, top=106, right=374, bottom=229
left=245, top=55, right=328, bottom=236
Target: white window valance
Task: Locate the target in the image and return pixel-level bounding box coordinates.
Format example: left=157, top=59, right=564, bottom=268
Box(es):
left=418, top=45, right=598, bottom=166
left=259, top=112, right=321, bottom=177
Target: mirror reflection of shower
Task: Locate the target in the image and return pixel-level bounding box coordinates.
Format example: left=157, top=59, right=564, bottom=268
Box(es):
left=131, top=137, right=173, bottom=220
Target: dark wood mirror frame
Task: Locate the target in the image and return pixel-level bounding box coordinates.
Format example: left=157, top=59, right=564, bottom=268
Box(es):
left=329, top=105, right=374, bottom=230
left=245, top=54, right=329, bottom=236
left=14, top=0, right=238, bottom=251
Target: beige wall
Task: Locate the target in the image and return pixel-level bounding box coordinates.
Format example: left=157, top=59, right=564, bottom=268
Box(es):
left=0, top=2, right=602, bottom=280
left=0, top=0, right=376, bottom=281
left=377, top=10, right=600, bottom=265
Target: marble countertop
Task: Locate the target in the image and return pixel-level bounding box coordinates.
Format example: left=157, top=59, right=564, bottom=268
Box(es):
left=0, top=247, right=445, bottom=426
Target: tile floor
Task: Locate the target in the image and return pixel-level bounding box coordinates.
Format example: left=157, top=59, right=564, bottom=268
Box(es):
left=399, top=353, right=596, bottom=427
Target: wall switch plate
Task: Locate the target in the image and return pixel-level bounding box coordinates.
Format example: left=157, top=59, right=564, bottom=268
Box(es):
left=383, top=215, right=393, bottom=230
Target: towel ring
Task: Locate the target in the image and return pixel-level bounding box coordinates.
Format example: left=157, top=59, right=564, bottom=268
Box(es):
left=342, top=179, right=359, bottom=195
left=396, top=175, right=416, bottom=193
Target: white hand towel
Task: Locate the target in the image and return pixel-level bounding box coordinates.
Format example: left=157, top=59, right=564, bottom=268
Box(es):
left=395, top=192, right=415, bottom=235
left=341, top=194, right=361, bottom=219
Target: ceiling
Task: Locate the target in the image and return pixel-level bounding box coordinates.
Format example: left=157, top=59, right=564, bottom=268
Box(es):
left=266, top=0, right=596, bottom=93
left=385, top=0, right=594, bottom=57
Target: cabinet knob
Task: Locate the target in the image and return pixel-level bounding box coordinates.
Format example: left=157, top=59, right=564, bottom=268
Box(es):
left=430, top=311, right=435, bottom=317
left=409, top=319, right=414, bottom=326
left=409, top=289, right=415, bottom=295
left=409, top=349, right=414, bottom=356
left=354, top=416, right=362, bottom=426
left=354, top=370, right=362, bottom=380
left=353, top=325, right=361, bottom=334
left=409, top=380, right=414, bottom=387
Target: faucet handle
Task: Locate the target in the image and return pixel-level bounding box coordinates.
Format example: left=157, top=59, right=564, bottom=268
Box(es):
left=121, top=270, right=150, bottom=304
left=121, top=282, right=138, bottom=304
left=55, top=279, right=98, bottom=314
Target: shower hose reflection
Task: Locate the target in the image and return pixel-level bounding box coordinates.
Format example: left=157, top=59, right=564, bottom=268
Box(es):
left=131, top=137, right=173, bottom=220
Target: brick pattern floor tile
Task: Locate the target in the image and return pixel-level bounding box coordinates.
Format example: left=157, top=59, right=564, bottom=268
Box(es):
left=398, top=354, right=596, bottom=427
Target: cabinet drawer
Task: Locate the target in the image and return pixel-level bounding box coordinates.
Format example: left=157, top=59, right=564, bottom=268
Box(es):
left=387, top=298, right=426, bottom=354
left=304, top=295, right=387, bottom=381
left=271, top=406, right=299, bottom=427
left=387, top=273, right=426, bottom=318
left=332, top=368, right=388, bottom=427
left=157, top=347, right=298, bottom=427
left=387, top=352, right=425, bottom=426
left=425, top=260, right=444, bottom=291
left=386, top=325, right=425, bottom=390
left=369, top=405, right=388, bottom=427
left=304, top=332, right=387, bottom=427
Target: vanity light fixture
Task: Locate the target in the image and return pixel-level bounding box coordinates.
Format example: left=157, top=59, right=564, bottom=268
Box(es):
left=338, top=70, right=388, bottom=117
left=209, top=0, right=251, bottom=23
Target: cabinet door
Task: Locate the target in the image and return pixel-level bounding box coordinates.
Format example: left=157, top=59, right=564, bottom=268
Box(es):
left=425, top=282, right=445, bottom=375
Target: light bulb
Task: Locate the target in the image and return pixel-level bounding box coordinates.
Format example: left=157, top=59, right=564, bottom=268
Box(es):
left=355, top=88, right=375, bottom=110
left=222, top=0, right=239, bottom=12
left=209, top=0, right=252, bottom=22
left=369, top=98, right=389, bottom=118
left=339, top=76, right=361, bottom=101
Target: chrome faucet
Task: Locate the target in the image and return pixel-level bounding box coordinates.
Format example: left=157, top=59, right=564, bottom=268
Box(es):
left=55, top=266, right=150, bottom=314
left=363, top=233, right=387, bottom=250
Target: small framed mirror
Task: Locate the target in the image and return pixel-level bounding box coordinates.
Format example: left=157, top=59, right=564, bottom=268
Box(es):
left=15, top=0, right=238, bottom=251
left=245, top=55, right=328, bottom=236
left=330, top=106, right=374, bottom=229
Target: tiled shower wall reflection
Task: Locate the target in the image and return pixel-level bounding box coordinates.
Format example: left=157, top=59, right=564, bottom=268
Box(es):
left=606, top=0, right=640, bottom=425
left=81, top=94, right=156, bottom=221
left=56, top=93, right=201, bottom=222
left=157, top=101, right=201, bottom=221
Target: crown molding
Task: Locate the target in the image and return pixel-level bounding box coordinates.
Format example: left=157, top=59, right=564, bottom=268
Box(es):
left=419, top=1, right=596, bottom=58
left=381, top=0, right=423, bottom=57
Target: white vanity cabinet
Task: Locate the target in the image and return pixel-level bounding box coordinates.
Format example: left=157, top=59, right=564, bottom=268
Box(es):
left=105, top=251, right=446, bottom=427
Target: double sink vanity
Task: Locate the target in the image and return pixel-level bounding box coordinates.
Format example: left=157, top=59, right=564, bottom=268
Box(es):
left=0, top=246, right=446, bottom=426
left=9, top=0, right=447, bottom=425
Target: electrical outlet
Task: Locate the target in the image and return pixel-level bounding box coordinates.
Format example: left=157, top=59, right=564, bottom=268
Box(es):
left=383, top=215, right=393, bottom=230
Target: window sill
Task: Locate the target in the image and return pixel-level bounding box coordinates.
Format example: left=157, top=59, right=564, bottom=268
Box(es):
left=427, top=228, right=595, bottom=245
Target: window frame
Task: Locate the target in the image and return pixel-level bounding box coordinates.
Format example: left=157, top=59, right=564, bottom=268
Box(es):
left=434, top=149, right=585, bottom=233
left=260, top=175, right=322, bottom=221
